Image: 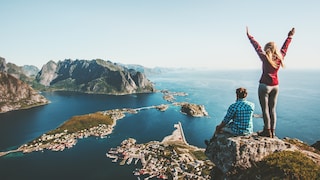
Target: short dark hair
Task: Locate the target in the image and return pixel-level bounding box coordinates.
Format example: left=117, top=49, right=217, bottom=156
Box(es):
left=236, top=87, right=247, bottom=99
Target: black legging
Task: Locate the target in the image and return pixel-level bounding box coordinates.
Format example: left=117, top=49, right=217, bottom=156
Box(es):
left=258, top=83, right=279, bottom=130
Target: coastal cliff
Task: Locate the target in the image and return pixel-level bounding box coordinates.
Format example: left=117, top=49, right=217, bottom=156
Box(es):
left=205, top=132, right=320, bottom=179
left=0, top=72, right=49, bottom=113
left=0, top=57, right=49, bottom=113
left=36, top=59, right=155, bottom=94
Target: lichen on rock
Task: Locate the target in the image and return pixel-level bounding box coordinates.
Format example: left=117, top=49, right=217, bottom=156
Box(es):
left=205, top=132, right=320, bottom=177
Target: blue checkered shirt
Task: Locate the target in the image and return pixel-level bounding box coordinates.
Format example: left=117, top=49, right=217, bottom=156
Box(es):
left=222, top=99, right=255, bottom=135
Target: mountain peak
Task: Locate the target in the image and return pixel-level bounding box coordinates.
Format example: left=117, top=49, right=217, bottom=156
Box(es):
left=36, top=59, right=155, bottom=94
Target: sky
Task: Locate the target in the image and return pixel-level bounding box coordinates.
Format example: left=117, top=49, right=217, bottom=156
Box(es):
left=0, top=0, right=319, bottom=69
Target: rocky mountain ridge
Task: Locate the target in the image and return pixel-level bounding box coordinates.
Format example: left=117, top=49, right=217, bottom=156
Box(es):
left=36, top=59, right=155, bottom=94
left=0, top=57, right=156, bottom=112
left=0, top=57, right=48, bottom=113
left=6, top=63, right=39, bottom=84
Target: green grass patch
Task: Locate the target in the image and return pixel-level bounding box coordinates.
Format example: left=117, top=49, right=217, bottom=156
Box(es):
left=238, top=151, right=320, bottom=179
left=284, top=138, right=320, bottom=154
left=48, top=112, right=113, bottom=134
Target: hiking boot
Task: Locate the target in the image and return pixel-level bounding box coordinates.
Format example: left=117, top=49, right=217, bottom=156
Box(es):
left=257, top=129, right=272, bottom=138
left=271, top=129, right=276, bottom=138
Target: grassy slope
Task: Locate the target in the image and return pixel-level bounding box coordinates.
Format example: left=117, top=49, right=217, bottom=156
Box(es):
left=47, top=112, right=113, bottom=134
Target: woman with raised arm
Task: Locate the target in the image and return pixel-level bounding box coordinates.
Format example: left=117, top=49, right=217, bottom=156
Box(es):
left=247, top=27, right=295, bottom=138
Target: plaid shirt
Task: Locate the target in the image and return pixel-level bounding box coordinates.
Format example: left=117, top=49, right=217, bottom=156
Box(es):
left=222, top=99, right=255, bottom=135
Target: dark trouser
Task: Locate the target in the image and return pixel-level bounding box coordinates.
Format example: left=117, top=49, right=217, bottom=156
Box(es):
left=258, top=83, right=279, bottom=130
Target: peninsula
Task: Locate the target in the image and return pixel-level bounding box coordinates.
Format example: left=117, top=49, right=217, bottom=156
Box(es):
left=0, top=100, right=208, bottom=157
left=0, top=104, right=168, bottom=157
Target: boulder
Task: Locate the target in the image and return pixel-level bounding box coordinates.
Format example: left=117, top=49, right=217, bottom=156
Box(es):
left=205, top=132, right=295, bottom=174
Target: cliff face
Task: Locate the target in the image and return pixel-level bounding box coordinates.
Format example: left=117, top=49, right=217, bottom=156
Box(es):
left=0, top=72, right=49, bottom=113
left=0, top=57, right=48, bottom=113
left=36, top=59, right=155, bottom=94
left=205, top=132, right=320, bottom=178
left=36, top=60, right=58, bottom=86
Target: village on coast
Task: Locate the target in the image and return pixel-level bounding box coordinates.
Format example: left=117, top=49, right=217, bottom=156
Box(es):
left=106, top=122, right=213, bottom=180
left=0, top=91, right=213, bottom=179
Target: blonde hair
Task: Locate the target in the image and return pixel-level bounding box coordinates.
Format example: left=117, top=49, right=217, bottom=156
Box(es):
left=264, top=42, right=284, bottom=69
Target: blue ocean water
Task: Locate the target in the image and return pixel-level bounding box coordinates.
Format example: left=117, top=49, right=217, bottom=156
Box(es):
left=0, top=69, right=319, bottom=179
left=149, top=69, right=320, bottom=144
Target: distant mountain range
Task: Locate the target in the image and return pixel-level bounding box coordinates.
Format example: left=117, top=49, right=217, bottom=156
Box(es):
left=35, top=59, right=155, bottom=94
left=0, top=57, right=161, bottom=113
left=6, top=62, right=39, bottom=83
left=119, top=63, right=169, bottom=77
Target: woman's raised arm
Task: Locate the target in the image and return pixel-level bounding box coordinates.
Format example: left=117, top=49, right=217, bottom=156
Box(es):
left=288, top=27, right=295, bottom=37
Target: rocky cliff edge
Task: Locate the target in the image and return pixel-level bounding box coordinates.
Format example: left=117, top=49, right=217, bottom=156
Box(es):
left=0, top=72, right=49, bottom=113
left=0, top=57, right=48, bottom=113
left=205, top=132, right=320, bottom=178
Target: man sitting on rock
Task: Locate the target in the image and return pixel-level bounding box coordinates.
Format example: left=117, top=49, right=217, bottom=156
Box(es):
left=205, top=87, right=255, bottom=145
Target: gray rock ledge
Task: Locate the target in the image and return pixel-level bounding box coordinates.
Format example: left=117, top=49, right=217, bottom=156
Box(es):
left=205, top=132, right=320, bottom=175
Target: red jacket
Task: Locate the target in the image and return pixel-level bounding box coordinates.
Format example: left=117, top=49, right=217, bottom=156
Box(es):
left=248, top=34, right=292, bottom=86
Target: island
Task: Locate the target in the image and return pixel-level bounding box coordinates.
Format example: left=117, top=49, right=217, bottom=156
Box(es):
left=0, top=104, right=168, bottom=157
left=0, top=103, right=184, bottom=157
left=160, top=89, right=208, bottom=117
left=175, top=102, right=209, bottom=117
left=0, top=109, right=122, bottom=157
left=106, top=122, right=214, bottom=179
left=160, top=90, right=188, bottom=103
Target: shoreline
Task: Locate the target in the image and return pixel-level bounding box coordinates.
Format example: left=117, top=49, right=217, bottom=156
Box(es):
left=0, top=104, right=171, bottom=157
left=0, top=101, right=50, bottom=114
left=0, top=108, right=125, bottom=157
left=0, top=93, right=207, bottom=158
